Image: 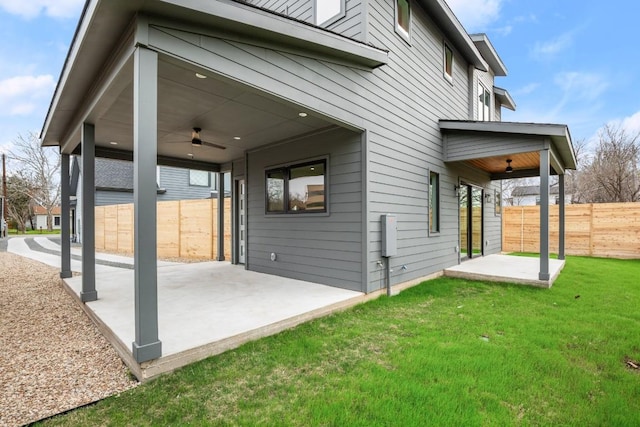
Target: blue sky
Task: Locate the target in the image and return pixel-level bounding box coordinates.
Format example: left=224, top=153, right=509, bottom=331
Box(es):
left=0, top=0, right=638, bottom=157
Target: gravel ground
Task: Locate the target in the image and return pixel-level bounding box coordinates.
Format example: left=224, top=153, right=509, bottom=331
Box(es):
left=0, top=251, right=138, bottom=426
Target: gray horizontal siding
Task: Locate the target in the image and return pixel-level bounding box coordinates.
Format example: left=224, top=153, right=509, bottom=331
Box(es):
left=147, top=0, right=502, bottom=292
left=96, top=190, right=133, bottom=206
left=247, top=127, right=363, bottom=291
left=157, top=166, right=214, bottom=201
left=445, top=133, right=546, bottom=162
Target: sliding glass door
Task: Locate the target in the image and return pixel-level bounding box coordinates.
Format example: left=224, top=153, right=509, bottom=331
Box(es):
left=459, top=184, right=483, bottom=260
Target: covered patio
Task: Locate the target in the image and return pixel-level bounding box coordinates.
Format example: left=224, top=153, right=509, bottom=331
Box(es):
left=440, top=120, right=577, bottom=283
left=61, top=261, right=364, bottom=380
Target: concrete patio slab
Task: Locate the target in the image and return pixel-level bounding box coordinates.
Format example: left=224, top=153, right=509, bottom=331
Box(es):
left=62, top=262, right=365, bottom=380
left=444, top=254, right=565, bottom=288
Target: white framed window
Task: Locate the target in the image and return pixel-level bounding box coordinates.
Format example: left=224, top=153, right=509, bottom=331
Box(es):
left=444, top=43, right=453, bottom=83
left=494, top=190, right=502, bottom=216
left=395, top=0, right=411, bottom=42
left=478, top=83, right=491, bottom=121
left=315, top=0, right=345, bottom=26
left=266, top=160, right=327, bottom=214
left=189, top=170, right=210, bottom=187
left=429, top=171, right=440, bottom=233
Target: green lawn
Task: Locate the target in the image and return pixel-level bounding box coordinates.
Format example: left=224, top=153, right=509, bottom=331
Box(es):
left=41, top=256, right=640, bottom=426
left=8, top=229, right=61, bottom=235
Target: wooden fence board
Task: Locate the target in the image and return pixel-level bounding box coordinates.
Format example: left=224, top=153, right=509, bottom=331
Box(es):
left=503, top=203, right=640, bottom=258
left=95, top=198, right=232, bottom=260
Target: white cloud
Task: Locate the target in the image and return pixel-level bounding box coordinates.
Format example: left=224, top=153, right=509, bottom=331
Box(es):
left=514, top=83, right=540, bottom=96
left=0, top=74, right=55, bottom=116
left=446, top=0, right=503, bottom=32
left=604, top=111, right=640, bottom=136
left=553, top=72, right=609, bottom=102
left=0, top=0, right=83, bottom=19
left=531, top=32, right=573, bottom=59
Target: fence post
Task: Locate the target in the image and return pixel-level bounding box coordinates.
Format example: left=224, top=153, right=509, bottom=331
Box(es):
left=589, top=203, right=594, bottom=257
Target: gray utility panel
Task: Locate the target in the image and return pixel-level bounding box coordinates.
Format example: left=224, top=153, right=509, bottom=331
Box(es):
left=381, top=214, right=397, bottom=257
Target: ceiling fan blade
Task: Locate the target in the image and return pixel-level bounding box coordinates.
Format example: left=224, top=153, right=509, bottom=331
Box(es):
left=201, top=140, right=227, bottom=150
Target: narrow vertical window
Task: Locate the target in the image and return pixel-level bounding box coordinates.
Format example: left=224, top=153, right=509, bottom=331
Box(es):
left=429, top=172, right=440, bottom=233
left=315, top=0, right=344, bottom=26
left=478, top=83, right=491, bottom=120
left=396, top=0, right=411, bottom=40
left=444, top=43, right=453, bottom=82
left=266, top=169, right=285, bottom=212
left=495, top=190, right=502, bottom=215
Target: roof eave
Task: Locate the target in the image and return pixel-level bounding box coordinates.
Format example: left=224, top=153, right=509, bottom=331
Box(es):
left=494, top=86, right=516, bottom=111
left=439, top=120, right=577, bottom=170
left=41, top=0, right=389, bottom=147
left=417, top=0, right=488, bottom=72
left=470, top=33, right=508, bottom=76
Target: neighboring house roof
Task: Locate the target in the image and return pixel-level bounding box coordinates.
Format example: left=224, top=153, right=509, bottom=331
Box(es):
left=34, top=205, right=61, bottom=215
left=95, top=158, right=134, bottom=192
left=512, top=185, right=560, bottom=197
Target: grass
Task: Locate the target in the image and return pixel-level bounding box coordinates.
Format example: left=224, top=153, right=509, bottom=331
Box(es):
left=40, top=255, right=640, bottom=426
left=8, top=228, right=61, bottom=235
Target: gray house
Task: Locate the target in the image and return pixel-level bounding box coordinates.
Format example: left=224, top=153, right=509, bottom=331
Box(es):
left=43, top=0, right=576, bottom=363
left=72, top=157, right=230, bottom=206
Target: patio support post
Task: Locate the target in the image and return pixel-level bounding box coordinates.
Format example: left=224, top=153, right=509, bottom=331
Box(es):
left=217, top=171, right=225, bottom=261
left=539, top=148, right=550, bottom=280
left=558, top=174, right=566, bottom=260
left=132, top=46, right=162, bottom=363
left=80, top=123, right=97, bottom=302
left=60, top=153, right=72, bottom=279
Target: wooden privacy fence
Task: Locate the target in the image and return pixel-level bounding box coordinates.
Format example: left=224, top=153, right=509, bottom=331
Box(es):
left=502, top=203, right=640, bottom=259
left=95, top=198, right=232, bottom=259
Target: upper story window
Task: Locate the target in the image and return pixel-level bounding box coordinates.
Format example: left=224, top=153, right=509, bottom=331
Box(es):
left=266, top=160, right=327, bottom=214
left=478, top=83, right=491, bottom=121
left=395, top=0, right=411, bottom=41
left=189, top=170, right=210, bottom=187
left=315, top=0, right=345, bottom=26
left=444, top=43, right=453, bottom=82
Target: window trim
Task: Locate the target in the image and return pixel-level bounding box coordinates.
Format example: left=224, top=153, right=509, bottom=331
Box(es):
left=314, top=0, right=346, bottom=26
left=394, top=0, right=411, bottom=43
left=265, top=158, right=328, bottom=215
left=443, top=42, right=454, bottom=84
left=429, top=171, right=440, bottom=235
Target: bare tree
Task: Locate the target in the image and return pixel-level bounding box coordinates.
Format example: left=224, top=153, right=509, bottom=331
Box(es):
left=575, top=124, right=640, bottom=203
left=8, top=132, right=61, bottom=231
left=564, top=138, right=587, bottom=204
left=5, top=172, right=37, bottom=233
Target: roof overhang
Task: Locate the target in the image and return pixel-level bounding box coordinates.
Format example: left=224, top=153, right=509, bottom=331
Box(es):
left=417, top=0, right=488, bottom=72
left=41, top=0, right=388, bottom=148
left=494, top=86, right=516, bottom=111
left=470, top=33, right=507, bottom=76
left=440, top=120, right=577, bottom=179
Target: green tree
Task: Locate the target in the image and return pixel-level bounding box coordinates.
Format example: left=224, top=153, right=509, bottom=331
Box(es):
left=6, top=172, right=36, bottom=233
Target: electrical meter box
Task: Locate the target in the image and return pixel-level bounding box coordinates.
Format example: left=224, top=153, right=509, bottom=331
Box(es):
left=381, top=214, right=397, bottom=257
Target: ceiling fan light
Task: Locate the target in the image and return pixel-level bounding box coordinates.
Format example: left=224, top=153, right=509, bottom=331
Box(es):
left=191, top=127, right=202, bottom=146
left=506, top=159, right=513, bottom=173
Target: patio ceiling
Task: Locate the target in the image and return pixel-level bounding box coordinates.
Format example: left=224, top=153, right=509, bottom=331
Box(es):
left=41, top=0, right=385, bottom=168
left=77, top=55, right=335, bottom=166
left=440, top=120, right=577, bottom=180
